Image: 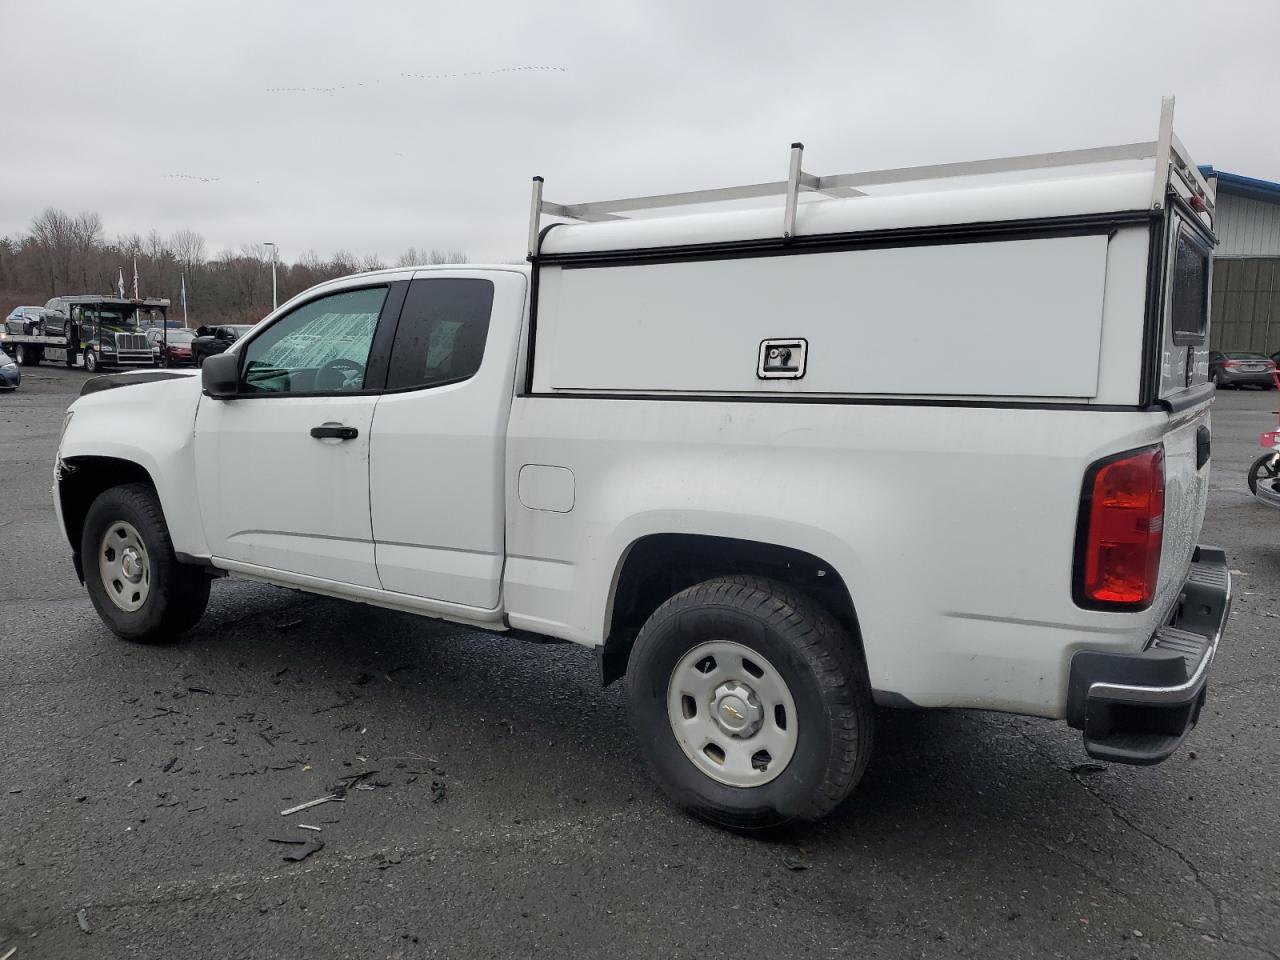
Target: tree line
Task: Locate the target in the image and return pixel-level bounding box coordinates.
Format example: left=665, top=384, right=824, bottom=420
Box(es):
left=0, top=208, right=468, bottom=327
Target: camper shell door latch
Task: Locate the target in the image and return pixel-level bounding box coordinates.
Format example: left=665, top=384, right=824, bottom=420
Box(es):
left=758, top=339, right=807, bottom=380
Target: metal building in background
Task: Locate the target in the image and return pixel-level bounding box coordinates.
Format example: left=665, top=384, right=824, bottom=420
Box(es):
left=1200, top=167, right=1280, bottom=352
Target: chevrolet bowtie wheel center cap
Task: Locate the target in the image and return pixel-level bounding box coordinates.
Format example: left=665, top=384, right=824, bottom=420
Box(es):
left=712, top=681, right=763, bottom=738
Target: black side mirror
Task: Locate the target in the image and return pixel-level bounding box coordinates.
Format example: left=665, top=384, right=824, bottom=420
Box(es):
left=201, top=351, right=239, bottom=399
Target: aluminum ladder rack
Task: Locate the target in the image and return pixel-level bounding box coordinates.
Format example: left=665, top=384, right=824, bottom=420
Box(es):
left=527, top=96, right=1213, bottom=258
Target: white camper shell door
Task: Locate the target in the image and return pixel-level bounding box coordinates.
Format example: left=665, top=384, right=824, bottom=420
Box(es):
left=534, top=234, right=1111, bottom=399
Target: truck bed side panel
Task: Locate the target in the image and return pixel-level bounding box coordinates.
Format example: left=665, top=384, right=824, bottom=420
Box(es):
left=504, top=398, right=1198, bottom=720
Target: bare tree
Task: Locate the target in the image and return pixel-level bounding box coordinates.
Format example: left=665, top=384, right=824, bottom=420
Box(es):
left=330, top=249, right=359, bottom=274
left=28, top=207, right=76, bottom=295
left=0, top=206, right=469, bottom=325
left=117, top=233, right=142, bottom=255
left=428, top=248, right=468, bottom=265
left=396, top=246, right=469, bottom=267
left=145, top=230, right=170, bottom=262
left=170, top=229, right=206, bottom=269
left=72, top=211, right=103, bottom=288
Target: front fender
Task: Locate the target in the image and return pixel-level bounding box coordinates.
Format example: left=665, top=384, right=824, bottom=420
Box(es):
left=60, top=375, right=208, bottom=559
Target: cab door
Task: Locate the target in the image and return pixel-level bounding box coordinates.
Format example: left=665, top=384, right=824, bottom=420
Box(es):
left=194, top=281, right=405, bottom=588
left=368, top=271, right=524, bottom=609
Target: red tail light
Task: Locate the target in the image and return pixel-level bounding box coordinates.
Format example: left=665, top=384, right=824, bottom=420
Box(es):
left=1074, top=446, right=1164, bottom=609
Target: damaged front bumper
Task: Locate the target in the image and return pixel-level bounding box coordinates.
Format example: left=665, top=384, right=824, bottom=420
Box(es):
left=1065, top=545, right=1231, bottom=765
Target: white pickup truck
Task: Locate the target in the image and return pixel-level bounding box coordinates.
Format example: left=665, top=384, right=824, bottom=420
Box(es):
left=55, top=101, right=1230, bottom=828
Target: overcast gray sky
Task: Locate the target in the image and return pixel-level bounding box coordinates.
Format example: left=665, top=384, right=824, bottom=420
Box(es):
left=2, top=0, right=1277, bottom=263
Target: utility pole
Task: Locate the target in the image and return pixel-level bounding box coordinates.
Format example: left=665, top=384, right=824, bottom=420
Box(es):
left=264, top=241, right=278, bottom=310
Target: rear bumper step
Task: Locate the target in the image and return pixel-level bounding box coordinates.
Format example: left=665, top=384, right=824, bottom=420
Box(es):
left=1066, top=546, right=1231, bottom=765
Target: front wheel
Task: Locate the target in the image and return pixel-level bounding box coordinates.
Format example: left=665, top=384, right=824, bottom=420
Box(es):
left=1248, top=453, right=1280, bottom=495
left=81, top=483, right=211, bottom=642
left=84, top=349, right=100, bottom=373
left=627, top=576, right=874, bottom=830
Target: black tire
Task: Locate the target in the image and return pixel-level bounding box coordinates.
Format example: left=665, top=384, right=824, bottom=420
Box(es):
left=81, top=483, right=210, bottom=642
left=84, top=349, right=100, bottom=374
left=627, top=575, right=874, bottom=830
left=1248, top=453, right=1280, bottom=496
left=15, top=344, right=40, bottom=366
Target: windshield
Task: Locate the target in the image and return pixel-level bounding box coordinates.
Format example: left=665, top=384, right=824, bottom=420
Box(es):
left=165, top=330, right=195, bottom=343
left=82, top=307, right=143, bottom=331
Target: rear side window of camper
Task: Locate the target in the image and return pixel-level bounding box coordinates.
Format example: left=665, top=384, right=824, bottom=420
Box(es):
left=1171, top=228, right=1210, bottom=346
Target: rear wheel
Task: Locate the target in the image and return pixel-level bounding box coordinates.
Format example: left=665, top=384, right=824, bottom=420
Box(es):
left=1248, top=453, right=1280, bottom=495
left=627, top=575, right=874, bottom=830
left=15, top=344, right=41, bottom=366
left=81, top=483, right=210, bottom=642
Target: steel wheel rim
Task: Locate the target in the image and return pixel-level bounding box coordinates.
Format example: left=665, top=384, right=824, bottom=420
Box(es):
left=666, top=639, right=798, bottom=787
left=98, top=520, right=150, bottom=612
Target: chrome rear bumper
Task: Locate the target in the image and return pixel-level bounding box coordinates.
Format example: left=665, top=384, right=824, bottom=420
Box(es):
left=1066, top=546, right=1230, bottom=765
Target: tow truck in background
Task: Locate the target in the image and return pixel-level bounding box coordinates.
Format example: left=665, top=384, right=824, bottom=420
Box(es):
left=1, top=296, right=170, bottom=372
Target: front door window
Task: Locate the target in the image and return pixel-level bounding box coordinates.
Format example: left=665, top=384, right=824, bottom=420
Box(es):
left=241, top=287, right=387, bottom=394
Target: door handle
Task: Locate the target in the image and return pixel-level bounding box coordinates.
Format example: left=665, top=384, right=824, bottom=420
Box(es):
left=310, top=424, right=358, bottom=440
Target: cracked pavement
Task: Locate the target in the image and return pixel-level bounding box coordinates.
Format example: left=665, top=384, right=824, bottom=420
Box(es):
left=1, top=366, right=1277, bottom=959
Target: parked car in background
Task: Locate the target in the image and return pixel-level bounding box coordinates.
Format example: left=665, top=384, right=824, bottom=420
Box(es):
left=0, top=350, right=20, bottom=390
left=4, top=306, right=56, bottom=335
left=1208, top=351, right=1276, bottom=388
left=190, top=324, right=254, bottom=367
left=146, top=327, right=197, bottom=366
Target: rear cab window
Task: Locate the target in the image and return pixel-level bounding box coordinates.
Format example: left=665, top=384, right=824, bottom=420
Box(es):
left=385, top=278, right=495, bottom=391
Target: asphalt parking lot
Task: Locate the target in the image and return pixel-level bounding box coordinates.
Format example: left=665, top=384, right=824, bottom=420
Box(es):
left=1, top=365, right=1277, bottom=960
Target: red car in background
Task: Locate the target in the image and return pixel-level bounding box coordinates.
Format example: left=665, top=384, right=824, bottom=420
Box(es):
left=146, top=326, right=197, bottom=367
